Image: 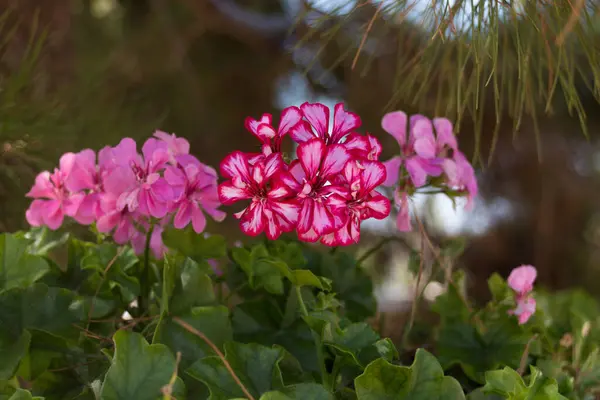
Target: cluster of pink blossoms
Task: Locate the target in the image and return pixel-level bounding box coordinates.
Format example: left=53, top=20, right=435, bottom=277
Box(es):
left=25, top=132, right=225, bottom=258
left=507, top=265, right=537, bottom=324
left=380, top=111, right=478, bottom=231
left=218, top=102, right=391, bottom=246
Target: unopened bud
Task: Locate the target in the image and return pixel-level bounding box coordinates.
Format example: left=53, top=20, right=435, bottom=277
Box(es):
left=560, top=333, right=573, bottom=348
left=582, top=321, right=591, bottom=338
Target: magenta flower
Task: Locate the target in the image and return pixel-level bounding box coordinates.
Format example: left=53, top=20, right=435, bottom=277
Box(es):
left=283, top=138, right=351, bottom=242
left=218, top=152, right=299, bottom=239
left=154, top=131, right=190, bottom=164
left=381, top=112, right=441, bottom=188
left=395, top=191, right=412, bottom=232
left=25, top=153, right=83, bottom=230
left=290, top=103, right=361, bottom=145
left=131, top=219, right=168, bottom=259
left=321, top=160, right=390, bottom=246
left=245, top=106, right=303, bottom=155
left=507, top=265, right=537, bottom=324
left=442, top=150, right=478, bottom=209
left=343, top=133, right=383, bottom=161
left=103, top=138, right=174, bottom=218
left=96, top=193, right=137, bottom=244
left=165, top=155, right=226, bottom=233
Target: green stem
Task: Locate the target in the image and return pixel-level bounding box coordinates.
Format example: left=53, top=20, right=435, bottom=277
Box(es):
left=357, top=236, right=410, bottom=267
left=139, top=224, right=155, bottom=315
left=295, top=286, right=331, bottom=391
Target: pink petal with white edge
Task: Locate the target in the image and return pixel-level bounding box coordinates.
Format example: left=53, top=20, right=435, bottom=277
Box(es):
left=321, top=144, right=351, bottom=177
left=268, top=178, right=294, bottom=199
left=301, top=102, right=330, bottom=139
left=220, top=151, right=252, bottom=181
left=381, top=111, right=407, bottom=146
left=360, top=161, right=387, bottom=193
left=298, top=227, right=320, bottom=242
left=256, top=123, right=277, bottom=141
left=278, top=106, right=303, bottom=136
left=240, top=201, right=265, bottom=236
left=269, top=200, right=300, bottom=225
left=433, top=117, right=458, bottom=150
left=312, top=200, right=336, bottom=235
left=297, top=198, right=315, bottom=233
left=297, top=138, right=326, bottom=179
left=289, top=120, right=315, bottom=143
left=364, top=193, right=391, bottom=219
left=218, top=181, right=252, bottom=205
left=382, top=156, right=402, bottom=187
left=252, top=163, right=266, bottom=186
left=331, top=103, right=361, bottom=142
left=263, top=153, right=285, bottom=180
left=245, top=114, right=273, bottom=135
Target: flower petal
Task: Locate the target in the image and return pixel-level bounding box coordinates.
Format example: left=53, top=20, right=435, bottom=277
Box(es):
left=191, top=203, right=207, bottom=234
left=278, top=106, right=303, bottom=136
left=174, top=201, right=192, bottom=229
left=297, top=138, right=326, bottom=180
left=405, top=157, right=428, bottom=188
left=507, top=265, right=537, bottom=295
left=297, top=198, right=314, bottom=233
left=218, top=181, right=252, bottom=205
left=26, top=171, right=54, bottom=199
left=289, top=120, right=315, bottom=143
left=381, top=111, right=407, bottom=146
left=312, top=200, right=336, bottom=236
left=382, top=156, right=402, bottom=187
left=269, top=200, right=300, bottom=226
left=331, top=103, right=361, bottom=143
left=360, top=160, right=387, bottom=193
left=263, top=153, right=285, bottom=180
left=433, top=117, right=458, bottom=150
left=412, top=119, right=437, bottom=158
left=301, top=102, right=330, bottom=139
left=220, top=151, right=252, bottom=181
left=320, top=144, right=351, bottom=178
left=240, top=201, right=265, bottom=236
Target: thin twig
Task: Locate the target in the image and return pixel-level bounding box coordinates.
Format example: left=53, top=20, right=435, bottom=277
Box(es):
left=173, top=317, right=256, bottom=400
left=86, top=247, right=126, bottom=331
left=351, top=0, right=384, bottom=70
left=162, top=351, right=182, bottom=400
left=518, top=334, right=538, bottom=375
left=556, top=0, right=585, bottom=45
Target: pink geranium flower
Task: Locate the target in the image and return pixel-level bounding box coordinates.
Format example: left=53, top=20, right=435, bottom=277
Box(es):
left=507, top=265, right=537, bottom=324
left=218, top=152, right=299, bottom=239
left=25, top=153, right=83, bottom=230
left=381, top=112, right=441, bottom=188
left=154, top=131, right=190, bottom=164
left=442, top=150, right=478, bottom=209
left=343, top=133, right=383, bottom=161
left=283, top=138, right=351, bottom=242
left=395, top=190, right=412, bottom=232
left=245, top=106, right=303, bottom=155
left=321, top=160, right=390, bottom=246
left=96, top=193, right=137, bottom=244
left=165, top=154, right=226, bottom=233
left=290, top=103, right=361, bottom=145
left=130, top=219, right=168, bottom=259
left=103, top=138, right=174, bottom=218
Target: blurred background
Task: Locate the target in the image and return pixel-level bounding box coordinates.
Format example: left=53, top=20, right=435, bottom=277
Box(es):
left=2, top=0, right=600, bottom=325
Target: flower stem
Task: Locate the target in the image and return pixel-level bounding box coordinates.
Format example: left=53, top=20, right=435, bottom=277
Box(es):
left=294, top=285, right=331, bottom=391
left=139, top=224, right=155, bottom=315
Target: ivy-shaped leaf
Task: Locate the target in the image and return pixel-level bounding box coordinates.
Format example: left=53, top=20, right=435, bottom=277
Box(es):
left=259, top=383, right=333, bottom=399
left=162, top=227, right=227, bottom=260
left=187, top=342, right=286, bottom=400
left=482, top=366, right=568, bottom=399
left=0, top=330, right=30, bottom=380
left=99, top=330, right=185, bottom=400
left=436, top=320, right=529, bottom=383
left=0, top=233, right=49, bottom=291
left=354, top=348, right=465, bottom=399
left=326, top=322, right=398, bottom=368
left=6, top=389, right=43, bottom=400
left=155, top=305, right=232, bottom=369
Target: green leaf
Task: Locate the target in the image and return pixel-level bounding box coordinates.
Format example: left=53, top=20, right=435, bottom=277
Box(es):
left=305, top=251, right=376, bottom=321
left=81, top=243, right=140, bottom=303
left=354, top=349, right=465, bottom=399
left=487, top=273, right=512, bottom=302
left=482, top=367, right=568, bottom=400
left=232, top=245, right=285, bottom=295
left=170, top=260, right=216, bottom=314
left=436, top=321, right=529, bottom=383
left=431, top=271, right=470, bottom=324
left=0, top=283, right=79, bottom=340
left=155, top=306, right=232, bottom=369
left=292, top=270, right=331, bottom=290
left=232, top=299, right=319, bottom=374
left=187, top=342, right=285, bottom=400
left=162, top=226, right=227, bottom=260
left=0, top=233, right=49, bottom=291
left=7, top=389, right=43, bottom=400
left=259, top=383, right=333, bottom=399
left=100, top=330, right=184, bottom=400
left=326, top=323, right=398, bottom=368
left=0, top=330, right=30, bottom=379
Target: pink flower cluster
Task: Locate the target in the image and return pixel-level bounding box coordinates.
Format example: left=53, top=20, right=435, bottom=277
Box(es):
left=218, top=103, right=391, bottom=246
left=507, top=265, right=537, bottom=324
left=25, top=132, right=225, bottom=258
left=380, top=111, right=478, bottom=231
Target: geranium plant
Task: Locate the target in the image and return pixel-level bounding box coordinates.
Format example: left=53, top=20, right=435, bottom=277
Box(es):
left=1, top=103, right=598, bottom=400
